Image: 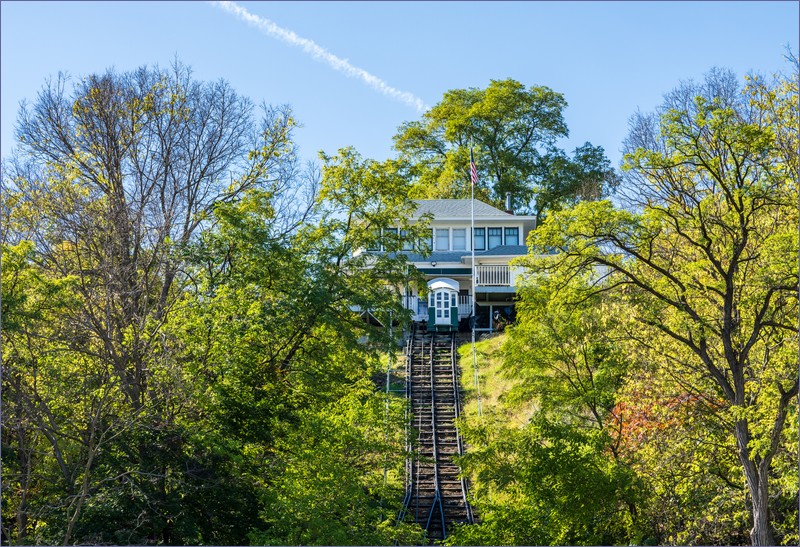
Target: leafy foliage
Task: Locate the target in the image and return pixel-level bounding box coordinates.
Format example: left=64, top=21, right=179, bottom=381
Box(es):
left=451, top=416, right=641, bottom=546
left=1, top=63, right=423, bottom=545
left=519, top=65, right=798, bottom=545
left=448, top=273, right=643, bottom=545
left=393, top=78, right=618, bottom=216
left=3, top=56, right=798, bottom=547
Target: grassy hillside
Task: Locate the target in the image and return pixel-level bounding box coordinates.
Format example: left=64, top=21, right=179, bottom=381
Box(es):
left=456, top=333, right=535, bottom=427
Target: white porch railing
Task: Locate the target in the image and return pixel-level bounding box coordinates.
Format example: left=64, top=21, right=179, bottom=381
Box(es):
left=402, top=295, right=473, bottom=320
left=475, top=265, right=510, bottom=286
left=458, top=295, right=472, bottom=318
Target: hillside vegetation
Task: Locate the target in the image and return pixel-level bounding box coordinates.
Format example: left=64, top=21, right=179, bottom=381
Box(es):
left=447, top=65, right=799, bottom=546
left=3, top=59, right=798, bottom=546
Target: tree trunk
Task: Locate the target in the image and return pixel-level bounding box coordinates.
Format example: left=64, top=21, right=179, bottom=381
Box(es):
left=748, top=472, right=775, bottom=547
left=735, top=420, right=776, bottom=546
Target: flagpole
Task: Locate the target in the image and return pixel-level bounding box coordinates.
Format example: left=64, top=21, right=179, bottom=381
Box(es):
left=470, top=148, right=482, bottom=417
left=471, top=149, right=476, bottom=324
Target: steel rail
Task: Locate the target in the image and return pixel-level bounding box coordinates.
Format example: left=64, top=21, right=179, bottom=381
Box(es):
left=415, top=334, right=423, bottom=524
left=426, top=333, right=447, bottom=539
left=448, top=333, right=475, bottom=525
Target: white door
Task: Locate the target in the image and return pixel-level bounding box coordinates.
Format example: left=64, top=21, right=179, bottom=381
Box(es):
left=434, top=289, right=451, bottom=326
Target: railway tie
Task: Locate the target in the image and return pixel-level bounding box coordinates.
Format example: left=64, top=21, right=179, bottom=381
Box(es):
left=401, top=327, right=474, bottom=543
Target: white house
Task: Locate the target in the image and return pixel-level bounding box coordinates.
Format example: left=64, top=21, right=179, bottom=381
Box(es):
left=365, top=198, right=536, bottom=332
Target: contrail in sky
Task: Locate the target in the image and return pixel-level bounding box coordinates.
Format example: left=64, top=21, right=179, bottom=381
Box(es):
left=211, top=1, right=429, bottom=113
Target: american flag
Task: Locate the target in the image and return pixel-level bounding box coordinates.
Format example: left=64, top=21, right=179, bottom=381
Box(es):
left=470, top=149, right=478, bottom=187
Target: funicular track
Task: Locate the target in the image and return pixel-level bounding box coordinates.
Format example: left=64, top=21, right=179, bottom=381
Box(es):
left=399, top=326, right=474, bottom=543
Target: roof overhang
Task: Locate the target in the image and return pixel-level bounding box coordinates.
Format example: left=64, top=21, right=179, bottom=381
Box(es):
left=409, top=215, right=536, bottom=222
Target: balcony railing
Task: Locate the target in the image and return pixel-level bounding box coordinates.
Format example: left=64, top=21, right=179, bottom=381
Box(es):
left=475, top=265, right=511, bottom=286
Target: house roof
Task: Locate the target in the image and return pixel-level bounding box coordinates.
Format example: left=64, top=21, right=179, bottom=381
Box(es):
left=390, top=245, right=529, bottom=264
left=476, top=245, right=529, bottom=257
left=394, top=251, right=466, bottom=263
left=411, top=199, right=532, bottom=219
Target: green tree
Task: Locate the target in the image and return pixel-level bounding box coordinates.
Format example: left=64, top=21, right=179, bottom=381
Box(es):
left=449, top=418, right=641, bottom=546
left=538, top=142, right=621, bottom=217
left=448, top=273, right=642, bottom=546
left=504, top=272, right=628, bottom=444
left=2, top=60, right=312, bottom=544
left=167, top=148, right=427, bottom=545
left=393, top=78, right=617, bottom=217
left=3, top=56, right=429, bottom=542
left=616, top=356, right=751, bottom=544
left=6, top=60, right=300, bottom=410
left=523, top=66, right=798, bottom=545
left=1, top=241, right=141, bottom=544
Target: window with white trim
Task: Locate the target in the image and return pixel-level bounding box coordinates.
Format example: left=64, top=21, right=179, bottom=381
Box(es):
left=400, top=229, right=413, bottom=251
left=435, top=228, right=450, bottom=251
left=504, top=227, right=519, bottom=246
left=473, top=227, right=485, bottom=250
left=420, top=228, right=433, bottom=253
left=452, top=228, right=466, bottom=251
left=488, top=227, right=503, bottom=249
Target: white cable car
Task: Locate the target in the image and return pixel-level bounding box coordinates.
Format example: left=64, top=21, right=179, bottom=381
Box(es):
left=426, top=278, right=459, bottom=332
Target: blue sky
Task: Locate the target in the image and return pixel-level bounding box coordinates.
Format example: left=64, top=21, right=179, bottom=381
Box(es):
left=2, top=1, right=797, bottom=171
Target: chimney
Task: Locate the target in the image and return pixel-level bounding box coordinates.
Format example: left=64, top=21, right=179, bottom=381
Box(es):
left=504, top=192, right=513, bottom=214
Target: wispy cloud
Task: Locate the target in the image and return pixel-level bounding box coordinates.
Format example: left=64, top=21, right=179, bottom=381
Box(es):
left=211, top=1, right=428, bottom=113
